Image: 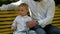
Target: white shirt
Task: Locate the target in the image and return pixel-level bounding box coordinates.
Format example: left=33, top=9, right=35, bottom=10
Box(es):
left=19, top=0, right=55, bottom=27
left=12, top=15, right=32, bottom=31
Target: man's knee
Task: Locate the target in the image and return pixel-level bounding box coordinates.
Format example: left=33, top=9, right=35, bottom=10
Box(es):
left=29, top=30, right=37, bottom=34
left=35, top=28, right=46, bottom=34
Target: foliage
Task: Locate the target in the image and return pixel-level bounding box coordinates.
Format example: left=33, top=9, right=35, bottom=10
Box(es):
left=0, top=0, right=19, bottom=6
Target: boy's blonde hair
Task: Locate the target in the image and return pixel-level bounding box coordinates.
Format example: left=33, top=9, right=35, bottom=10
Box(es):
left=19, top=3, right=29, bottom=11
left=18, top=3, right=30, bottom=16
left=18, top=3, right=28, bottom=8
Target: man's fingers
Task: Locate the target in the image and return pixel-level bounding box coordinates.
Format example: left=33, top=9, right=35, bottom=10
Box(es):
left=26, top=21, right=37, bottom=28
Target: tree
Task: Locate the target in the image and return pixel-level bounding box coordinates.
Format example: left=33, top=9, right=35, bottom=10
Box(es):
left=54, top=0, right=60, bottom=6
left=0, top=0, right=19, bottom=6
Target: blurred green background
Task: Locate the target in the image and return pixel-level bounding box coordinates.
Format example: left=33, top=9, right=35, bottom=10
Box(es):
left=0, top=0, right=60, bottom=6
left=0, top=0, right=19, bottom=6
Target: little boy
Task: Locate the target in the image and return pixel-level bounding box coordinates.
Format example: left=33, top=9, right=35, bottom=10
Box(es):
left=11, top=3, right=36, bottom=34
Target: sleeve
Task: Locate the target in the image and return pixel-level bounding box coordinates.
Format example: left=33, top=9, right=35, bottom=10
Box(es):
left=38, top=0, right=55, bottom=27
left=11, top=17, right=17, bottom=28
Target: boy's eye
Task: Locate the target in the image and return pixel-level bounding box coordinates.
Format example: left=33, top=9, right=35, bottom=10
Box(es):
left=18, top=10, right=24, bottom=11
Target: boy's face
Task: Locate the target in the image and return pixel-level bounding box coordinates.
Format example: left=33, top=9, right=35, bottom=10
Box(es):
left=18, top=6, right=28, bottom=16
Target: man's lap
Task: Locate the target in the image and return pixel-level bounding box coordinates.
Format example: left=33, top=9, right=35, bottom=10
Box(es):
left=43, top=24, right=60, bottom=34
left=30, top=24, right=60, bottom=34
left=30, top=25, right=46, bottom=34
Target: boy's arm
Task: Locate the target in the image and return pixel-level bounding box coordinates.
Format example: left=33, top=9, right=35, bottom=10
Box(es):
left=11, top=25, right=16, bottom=31
left=11, top=17, right=17, bottom=31
left=11, top=22, right=17, bottom=31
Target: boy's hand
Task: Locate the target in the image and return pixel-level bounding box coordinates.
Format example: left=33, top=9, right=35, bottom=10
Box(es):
left=11, top=26, right=16, bottom=31
left=26, top=20, right=38, bottom=28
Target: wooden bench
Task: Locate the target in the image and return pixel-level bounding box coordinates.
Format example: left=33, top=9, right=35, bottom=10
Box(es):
left=0, top=7, right=60, bottom=34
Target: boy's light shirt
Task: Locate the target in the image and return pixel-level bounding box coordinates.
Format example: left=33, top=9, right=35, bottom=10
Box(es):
left=19, top=0, right=55, bottom=27
left=12, top=15, right=32, bottom=31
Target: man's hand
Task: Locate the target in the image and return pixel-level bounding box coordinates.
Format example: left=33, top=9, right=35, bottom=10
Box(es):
left=26, top=20, right=38, bottom=28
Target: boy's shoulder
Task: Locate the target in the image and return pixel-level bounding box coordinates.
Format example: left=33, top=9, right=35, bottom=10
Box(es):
left=26, top=16, right=32, bottom=18
left=15, top=16, right=20, bottom=19
left=26, top=16, right=32, bottom=20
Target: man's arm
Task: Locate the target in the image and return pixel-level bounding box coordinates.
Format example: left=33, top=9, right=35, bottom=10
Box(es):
left=38, top=0, right=55, bottom=27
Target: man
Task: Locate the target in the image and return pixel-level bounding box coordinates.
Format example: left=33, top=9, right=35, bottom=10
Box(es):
left=15, top=0, right=60, bottom=34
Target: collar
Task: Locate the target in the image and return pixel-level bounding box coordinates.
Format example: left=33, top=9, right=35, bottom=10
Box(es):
left=19, top=15, right=28, bottom=18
